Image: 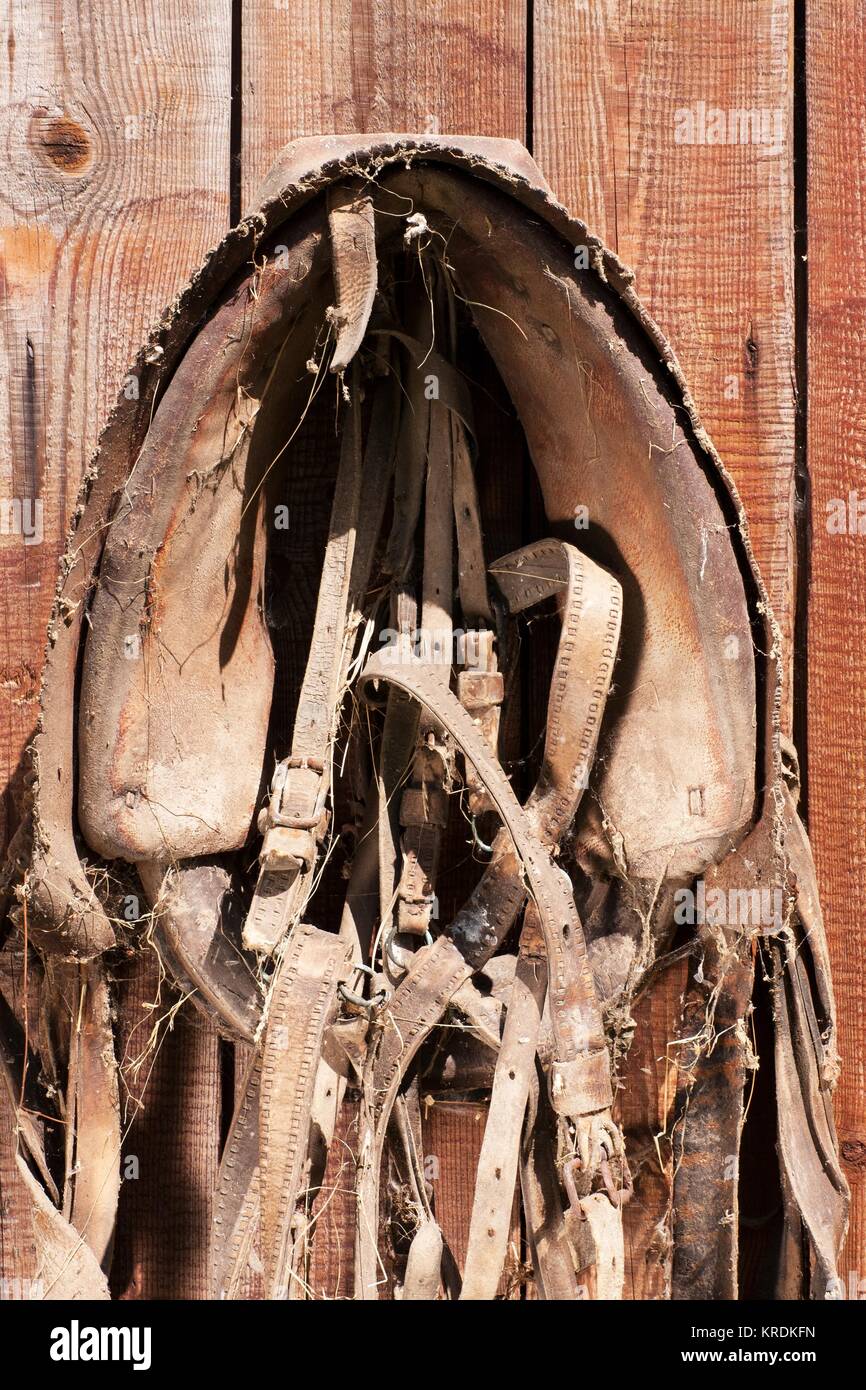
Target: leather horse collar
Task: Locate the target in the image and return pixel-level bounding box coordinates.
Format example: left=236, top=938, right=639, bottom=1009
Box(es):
left=7, top=135, right=847, bottom=1301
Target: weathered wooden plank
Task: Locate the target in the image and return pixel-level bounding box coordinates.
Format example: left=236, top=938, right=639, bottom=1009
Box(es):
left=0, top=1, right=233, bottom=841
left=0, top=1086, right=38, bottom=1295
left=110, top=954, right=221, bottom=1300
left=806, top=0, right=866, bottom=1294
left=240, top=0, right=527, bottom=207
left=0, top=0, right=232, bottom=1289
left=616, top=974, right=686, bottom=1301
left=239, top=0, right=528, bottom=1300
left=424, top=1099, right=523, bottom=1296
left=0, top=941, right=43, bottom=1292
left=534, top=0, right=796, bottom=724
left=533, top=0, right=796, bottom=1299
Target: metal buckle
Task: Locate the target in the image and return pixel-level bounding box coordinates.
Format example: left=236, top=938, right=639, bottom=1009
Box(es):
left=384, top=924, right=433, bottom=974
left=562, top=1155, right=587, bottom=1218
left=337, top=964, right=388, bottom=1015
left=267, top=756, right=326, bottom=830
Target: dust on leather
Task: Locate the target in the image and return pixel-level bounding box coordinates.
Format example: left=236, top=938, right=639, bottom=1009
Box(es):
left=3, top=135, right=847, bottom=1303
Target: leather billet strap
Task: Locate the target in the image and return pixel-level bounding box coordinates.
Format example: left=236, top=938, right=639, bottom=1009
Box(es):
left=243, top=391, right=363, bottom=956
left=243, top=183, right=387, bottom=959
left=393, top=352, right=455, bottom=940
left=359, top=650, right=609, bottom=1094
left=212, top=1047, right=263, bottom=1300
left=213, top=921, right=352, bottom=1300
left=460, top=906, right=548, bottom=1300
left=257, top=923, right=352, bottom=1299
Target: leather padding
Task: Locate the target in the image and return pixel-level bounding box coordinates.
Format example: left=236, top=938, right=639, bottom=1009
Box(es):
left=27, top=134, right=771, bottom=954
left=16, top=131, right=846, bottom=1302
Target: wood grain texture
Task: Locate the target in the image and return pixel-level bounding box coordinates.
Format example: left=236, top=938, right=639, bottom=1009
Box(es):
left=533, top=0, right=797, bottom=725
left=307, top=1098, right=359, bottom=1299
left=806, top=0, right=866, bottom=1292
left=0, top=0, right=231, bottom=1289
left=616, top=972, right=687, bottom=1301
left=0, top=1068, right=38, bottom=1292
left=240, top=0, right=527, bottom=206
left=110, top=953, right=221, bottom=1299
left=240, top=0, right=529, bottom=1300
left=0, top=0, right=232, bottom=847
left=532, top=0, right=797, bottom=1298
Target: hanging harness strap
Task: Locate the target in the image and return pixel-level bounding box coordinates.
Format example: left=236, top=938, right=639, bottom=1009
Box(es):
left=243, top=393, right=363, bottom=955
left=327, top=186, right=378, bottom=376
left=212, top=1048, right=263, bottom=1300
left=243, top=184, right=388, bottom=961
left=452, top=411, right=502, bottom=816
left=353, top=634, right=618, bottom=1296
left=460, top=905, right=548, bottom=1300
left=468, top=545, right=628, bottom=1297
left=213, top=377, right=399, bottom=1295
left=392, top=364, right=455, bottom=941
left=257, top=922, right=352, bottom=1300
left=452, top=540, right=623, bottom=967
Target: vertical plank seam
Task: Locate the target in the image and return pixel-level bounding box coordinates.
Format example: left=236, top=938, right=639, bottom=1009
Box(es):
left=525, top=0, right=534, bottom=154
left=520, top=0, right=534, bottom=1298
left=230, top=0, right=243, bottom=225
left=793, top=0, right=810, bottom=816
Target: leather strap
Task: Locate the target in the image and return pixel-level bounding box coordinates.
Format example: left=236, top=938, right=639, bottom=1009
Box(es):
left=355, top=935, right=473, bottom=1298
left=393, top=395, right=454, bottom=938
left=452, top=539, right=623, bottom=966
left=360, top=649, right=607, bottom=1084
left=460, top=907, right=547, bottom=1300
left=258, top=922, right=351, bottom=1299
left=55, top=960, right=120, bottom=1271
left=212, top=1047, right=263, bottom=1300
left=244, top=391, right=363, bottom=955
left=213, top=924, right=351, bottom=1301
left=327, top=185, right=377, bottom=375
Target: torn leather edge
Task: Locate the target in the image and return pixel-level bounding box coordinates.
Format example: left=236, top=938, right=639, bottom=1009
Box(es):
left=11, top=133, right=847, bottom=1295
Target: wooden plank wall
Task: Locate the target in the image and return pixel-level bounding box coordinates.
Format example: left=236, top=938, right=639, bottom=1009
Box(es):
left=807, top=0, right=866, bottom=1298
left=533, top=0, right=797, bottom=1301
left=0, top=0, right=231, bottom=1298
left=0, top=0, right=862, bottom=1297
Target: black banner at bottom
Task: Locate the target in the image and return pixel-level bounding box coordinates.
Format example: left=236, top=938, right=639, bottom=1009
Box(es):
left=0, top=1293, right=858, bottom=1377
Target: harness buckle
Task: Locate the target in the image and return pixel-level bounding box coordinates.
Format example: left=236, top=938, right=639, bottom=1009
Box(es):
left=337, top=981, right=388, bottom=1015
left=258, top=757, right=329, bottom=872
